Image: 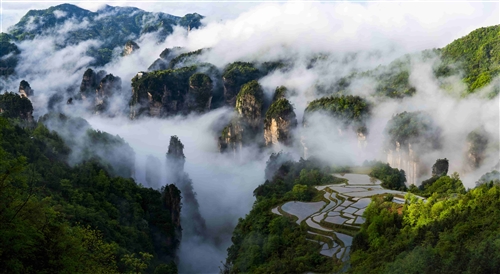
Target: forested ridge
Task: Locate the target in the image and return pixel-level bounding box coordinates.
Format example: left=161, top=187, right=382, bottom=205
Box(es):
left=0, top=109, right=180, bottom=273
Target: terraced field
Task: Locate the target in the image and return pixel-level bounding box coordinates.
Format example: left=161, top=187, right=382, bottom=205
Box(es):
left=271, top=173, right=412, bottom=263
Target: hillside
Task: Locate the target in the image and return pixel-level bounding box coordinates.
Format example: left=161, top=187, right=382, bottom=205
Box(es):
left=6, top=4, right=202, bottom=66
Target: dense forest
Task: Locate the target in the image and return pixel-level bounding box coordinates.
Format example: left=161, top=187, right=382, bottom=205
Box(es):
left=0, top=95, right=180, bottom=274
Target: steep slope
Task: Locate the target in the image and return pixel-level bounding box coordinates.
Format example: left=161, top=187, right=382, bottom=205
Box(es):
left=7, top=4, right=203, bottom=66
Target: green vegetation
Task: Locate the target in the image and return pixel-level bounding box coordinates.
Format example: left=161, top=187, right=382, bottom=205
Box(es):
left=222, top=62, right=262, bottom=105
left=236, top=80, right=264, bottom=109
left=7, top=4, right=201, bottom=66
left=130, top=66, right=199, bottom=117
left=417, top=173, right=466, bottom=198
left=224, top=158, right=342, bottom=273
left=350, top=178, right=500, bottom=273
left=0, top=115, right=181, bottom=273
left=265, top=98, right=294, bottom=121
left=332, top=55, right=417, bottom=98
left=223, top=62, right=261, bottom=83
left=272, top=86, right=287, bottom=102
left=384, top=111, right=440, bottom=150
left=440, top=25, right=500, bottom=93
left=304, top=95, right=370, bottom=133
left=369, top=162, right=407, bottom=191
left=0, top=92, right=33, bottom=122
left=168, top=48, right=205, bottom=69
left=476, top=170, right=500, bottom=186
left=0, top=33, right=20, bottom=76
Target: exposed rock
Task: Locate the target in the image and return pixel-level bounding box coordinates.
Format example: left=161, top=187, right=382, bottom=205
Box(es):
left=79, top=68, right=106, bottom=99
left=0, top=33, right=20, bottom=77
left=222, top=62, right=260, bottom=107
left=130, top=67, right=212, bottom=118
left=218, top=122, right=243, bottom=155
left=357, top=130, right=367, bottom=148
left=122, top=40, right=140, bottom=56
left=0, top=92, right=33, bottom=122
left=264, top=151, right=294, bottom=181
left=148, top=47, right=184, bottom=71
left=264, top=98, right=297, bottom=146
left=166, top=136, right=186, bottom=174
left=432, top=158, right=449, bottom=177
left=130, top=69, right=191, bottom=118
left=185, top=73, right=213, bottom=112
left=166, top=136, right=207, bottom=237
left=179, top=13, right=203, bottom=31
left=385, top=111, right=441, bottom=186
left=386, top=142, right=422, bottom=186
left=465, top=129, right=488, bottom=170
left=18, top=80, right=33, bottom=98
left=219, top=80, right=264, bottom=153
left=94, top=74, right=121, bottom=114
left=162, top=184, right=182, bottom=246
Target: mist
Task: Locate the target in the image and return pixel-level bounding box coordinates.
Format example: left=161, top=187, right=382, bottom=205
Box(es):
left=1, top=1, right=499, bottom=272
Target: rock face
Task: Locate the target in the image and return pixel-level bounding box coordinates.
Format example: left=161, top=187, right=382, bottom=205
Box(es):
left=162, top=184, right=182, bottom=246
left=465, top=130, right=488, bottom=170
left=386, top=142, right=422, bottom=186
left=77, top=68, right=122, bottom=114
left=18, top=80, right=33, bottom=98
left=222, top=62, right=260, bottom=107
left=432, top=158, right=449, bottom=177
left=185, top=73, right=213, bottom=112
left=94, top=74, right=121, bottom=114
left=148, top=47, right=185, bottom=71
left=264, top=98, right=297, bottom=146
left=0, top=92, right=34, bottom=122
left=130, top=67, right=212, bottom=118
left=79, top=68, right=106, bottom=99
left=219, top=80, right=264, bottom=153
left=166, top=136, right=207, bottom=237
left=0, top=33, right=20, bottom=77
left=122, top=40, right=140, bottom=56
left=385, top=111, right=441, bottom=186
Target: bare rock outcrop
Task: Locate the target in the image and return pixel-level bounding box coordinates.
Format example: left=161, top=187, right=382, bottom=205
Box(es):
left=264, top=98, right=297, bottom=147
left=122, top=40, right=140, bottom=56
left=19, top=80, right=33, bottom=98
left=219, top=80, right=264, bottom=153
left=166, top=136, right=207, bottom=237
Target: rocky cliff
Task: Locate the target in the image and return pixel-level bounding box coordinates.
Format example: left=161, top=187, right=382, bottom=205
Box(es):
left=385, top=111, right=441, bottom=186
left=264, top=98, right=297, bottom=147
left=0, top=92, right=34, bottom=123
left=122, top=40, right=140, bottom=56
left=185, top=73, right=213, bottom=112
left=94, top=74, right=121, bottom=114
left=162, top=183, right=182, bottom=246
left=0, top=33, right=20, bottom=77
left=386, top=142, right=421, bottom=186
left=18, top=80, right=33, bottom=98
left=219, top=80, right=264, bottom=153
left=166, top=136, right=207, bottom=237
left=130, top=66, right=214, bottom=118
left=79, top=68, right=107, bottom=99
left=222, top=62, right=261, bottom=107
left=465, top=129, right=488, bottom=170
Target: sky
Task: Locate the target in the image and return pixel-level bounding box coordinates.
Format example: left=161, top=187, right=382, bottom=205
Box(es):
left=1, top=0, right=499, bottom=51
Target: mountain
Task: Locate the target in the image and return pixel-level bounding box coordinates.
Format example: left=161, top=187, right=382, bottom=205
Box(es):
left=6, top=4, right=203, bottom=67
